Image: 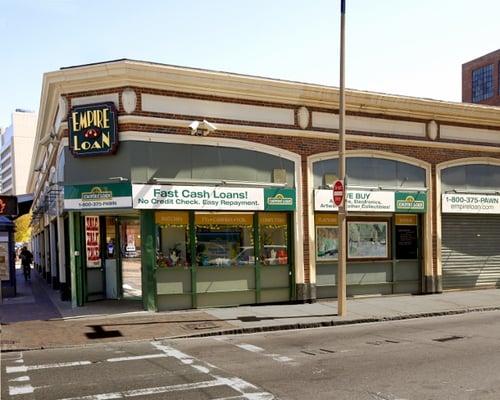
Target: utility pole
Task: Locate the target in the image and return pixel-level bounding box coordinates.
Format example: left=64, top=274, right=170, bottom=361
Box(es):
left=337, top=0, right=347, bottom=316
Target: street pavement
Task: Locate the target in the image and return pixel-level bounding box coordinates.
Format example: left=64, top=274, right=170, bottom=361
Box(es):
left=3, top=311, right=500, bottom=399
left=2, top=267, right=500, bottom=352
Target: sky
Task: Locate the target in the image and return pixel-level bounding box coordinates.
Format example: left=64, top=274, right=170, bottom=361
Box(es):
left=1, top=0, right=499, bottom=128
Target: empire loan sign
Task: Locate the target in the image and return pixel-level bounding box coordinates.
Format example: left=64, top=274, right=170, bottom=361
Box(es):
left=68, top=102, right=118, bottom=157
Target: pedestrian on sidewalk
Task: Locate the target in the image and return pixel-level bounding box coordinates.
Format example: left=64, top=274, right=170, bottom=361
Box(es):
left=20, top=246, right=33, bottom=282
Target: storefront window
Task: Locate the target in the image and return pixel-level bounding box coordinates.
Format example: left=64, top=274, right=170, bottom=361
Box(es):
left=156, top=212, right=190, bottom=267
left=348, top=221, right=389, bottom=259
left=395, top=214, right=418, bottom=260
left=315, top=213, right=339, bottom=262
left=195, top=213, right=254, bottom=267
left=105, top=217, right=117, bottom=259
left=259, top=213, right=288, bottom=265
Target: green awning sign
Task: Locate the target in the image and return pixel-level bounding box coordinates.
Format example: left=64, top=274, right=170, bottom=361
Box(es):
left=395, top=192, right=426, bottom=213
left=64, top=183, right=132, bottom=210
left=264, top=188, right=296, bottom=211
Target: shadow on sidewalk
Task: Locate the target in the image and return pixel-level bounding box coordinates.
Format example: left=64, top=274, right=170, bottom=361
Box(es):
left=1, top=268, right=62, bottom=324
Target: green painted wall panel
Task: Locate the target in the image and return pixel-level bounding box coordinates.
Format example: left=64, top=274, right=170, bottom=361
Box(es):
left=394, top=260, right=420, bottom=281
left=260, top=288, right=289, bottom=303
left=347, top=262, right=393, bottom=284
left=157, top=294, right=192, bottom=311
left=196, top=267, right=255, bottom=293
left=197, top=291, right=255, bottom=308
left=156, top=268, right=191, bottom=295
left=261, top=266, right=289, bottom=289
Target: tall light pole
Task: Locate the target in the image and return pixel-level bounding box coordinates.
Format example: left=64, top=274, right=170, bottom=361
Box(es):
left=337, top=0, right=347, bottom=316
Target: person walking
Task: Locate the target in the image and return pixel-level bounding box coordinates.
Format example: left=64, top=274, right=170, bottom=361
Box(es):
left=20, top=246, right=33, bottom=282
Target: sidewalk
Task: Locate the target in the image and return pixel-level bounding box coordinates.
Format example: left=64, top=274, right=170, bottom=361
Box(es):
left=2, top=267, right=500, bottom=352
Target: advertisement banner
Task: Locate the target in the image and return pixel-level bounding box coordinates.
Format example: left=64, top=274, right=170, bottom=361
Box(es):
left=84, top=216, right=101, bottom=268
left=395, top=192, right=427, bottom=213
left=442, top=193, right=500, bottom=214
left=133, top=184, right=265, bottom=210
left=264, top=188, right=296, bottom=211
left=64, top=183, right=132, bottom=210
left=314, top=190, right=395, bottom=212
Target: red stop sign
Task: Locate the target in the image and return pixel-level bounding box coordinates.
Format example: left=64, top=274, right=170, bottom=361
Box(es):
left=333, top=180, right=344, bottom=206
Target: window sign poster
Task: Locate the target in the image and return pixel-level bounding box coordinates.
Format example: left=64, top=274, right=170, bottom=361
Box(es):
left=0, top=242, right=9, bottom=280
left=348, top=221, right=388, bottom=259
left=316, top=226, right=339, bottom=261
left=85, top=216, right=101, bottom=268
left=395, top=225, right=418, bottom=259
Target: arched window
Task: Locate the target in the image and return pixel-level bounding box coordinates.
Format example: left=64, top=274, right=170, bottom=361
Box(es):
left=313, top=157, right=426, bottom=189
left=442, top=164, right=500, bottom=192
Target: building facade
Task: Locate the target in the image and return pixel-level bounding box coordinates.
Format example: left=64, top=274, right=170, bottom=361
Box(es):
left=1, top=109, right=37, bottom=195
left=462, top=49, right=500, bottom=106
left=28, top=60, right=500, bottom=310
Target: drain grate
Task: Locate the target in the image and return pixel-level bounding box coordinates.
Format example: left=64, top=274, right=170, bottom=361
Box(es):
left=433, top=335, right=465, bottom=342
left=183, top=321, right=218, bottom=330
left=0, top=339, right=17, bottom=345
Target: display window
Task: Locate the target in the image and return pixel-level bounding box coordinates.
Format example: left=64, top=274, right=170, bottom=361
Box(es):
left=195, top=213, right=254, bottom=267
left=156, top=211, right=190, bottom=267
left=347, top=220, right=389, bottom=260
left=120, top=219, right=141, bottom=259
left=315, top=214, right=339, bottom=262
left=258, top=212, right=288, bottom=265
left=394, top=214, right=419, bottom=260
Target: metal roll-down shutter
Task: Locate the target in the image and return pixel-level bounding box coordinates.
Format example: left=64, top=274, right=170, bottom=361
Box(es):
left=442, top=214, right=500, bottom=290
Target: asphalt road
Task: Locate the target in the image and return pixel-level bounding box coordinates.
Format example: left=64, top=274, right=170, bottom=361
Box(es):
left=2, top=311, right=500, bottom=399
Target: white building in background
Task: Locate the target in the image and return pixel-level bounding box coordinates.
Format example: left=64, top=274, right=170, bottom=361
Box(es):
left=1, top=109, right=37, bottom=195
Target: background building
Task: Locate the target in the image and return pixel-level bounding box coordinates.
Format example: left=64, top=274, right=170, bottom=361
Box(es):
left=462, top=49, right=500, bottom=105
left=1, top=109, right=37, bottom=195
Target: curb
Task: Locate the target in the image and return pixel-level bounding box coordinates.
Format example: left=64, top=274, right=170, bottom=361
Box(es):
left=2, top=306, right=500, bottom=353
left=171, top=305, right=500, bottom=339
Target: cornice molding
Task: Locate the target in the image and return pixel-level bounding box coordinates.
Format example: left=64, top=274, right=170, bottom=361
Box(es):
left=43, top=60, right=500, bottom=124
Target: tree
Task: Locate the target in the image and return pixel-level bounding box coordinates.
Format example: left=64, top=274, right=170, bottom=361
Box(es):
left=15, top=213, right=32, bottom=243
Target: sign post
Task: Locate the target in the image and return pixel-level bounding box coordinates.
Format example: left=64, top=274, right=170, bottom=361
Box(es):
left=337, top=0, right=347, bottom=317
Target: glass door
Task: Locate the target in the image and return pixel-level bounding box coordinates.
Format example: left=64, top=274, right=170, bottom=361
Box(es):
left=104, top=217, right=119, bottom=299
left=119, top=217, right=142, bottom=299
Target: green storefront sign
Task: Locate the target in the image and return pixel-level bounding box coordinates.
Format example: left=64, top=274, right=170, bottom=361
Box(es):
left=264, top=188, right=296, bottom=211
left=395, top=192, right=427, bottom=213
left=64, top=183, right=132, bottom=210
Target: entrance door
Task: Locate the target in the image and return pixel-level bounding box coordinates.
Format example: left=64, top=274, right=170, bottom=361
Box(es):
left=84, top=216, right=105, bottom=301
left=104, top=217, right=119, bottom=299
left=119, top=218, right=142, bottom=299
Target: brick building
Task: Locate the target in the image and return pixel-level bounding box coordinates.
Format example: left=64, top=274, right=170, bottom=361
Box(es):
left=462, top=49, right=500, bottom=105
left=27, top=60, right=500, bottom=311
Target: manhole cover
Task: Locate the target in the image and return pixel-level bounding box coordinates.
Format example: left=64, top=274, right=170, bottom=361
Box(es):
left=183, top=321, right=218, bottom=330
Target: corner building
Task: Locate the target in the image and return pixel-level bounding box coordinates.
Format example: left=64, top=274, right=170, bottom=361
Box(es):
left=28, top=60, right=500, bottom=311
